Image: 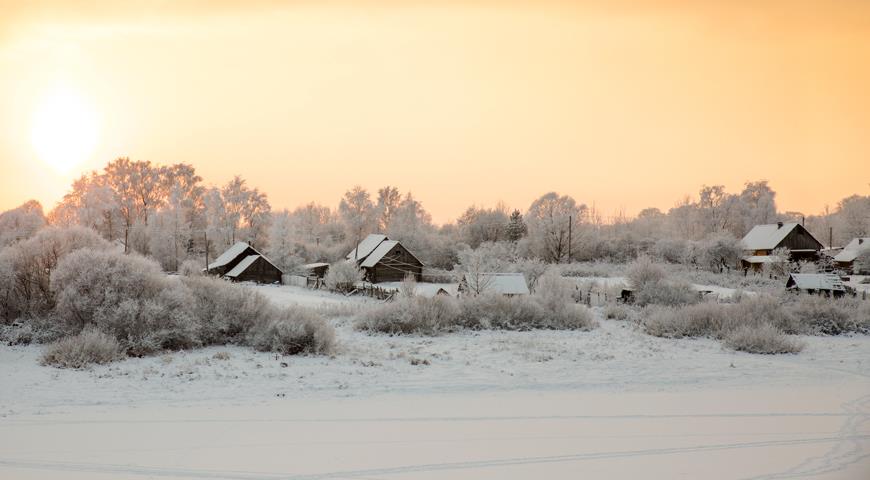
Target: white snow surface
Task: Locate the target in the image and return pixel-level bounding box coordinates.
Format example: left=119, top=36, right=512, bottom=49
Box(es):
left=1, top=284, right=869, bottom=479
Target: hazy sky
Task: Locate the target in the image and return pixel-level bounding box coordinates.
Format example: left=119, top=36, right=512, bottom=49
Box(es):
left=1, top=1, right=868, bottom=223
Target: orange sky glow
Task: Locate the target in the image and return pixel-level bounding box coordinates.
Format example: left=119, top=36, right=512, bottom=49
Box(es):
left=1, top=1, right=868, bottom=224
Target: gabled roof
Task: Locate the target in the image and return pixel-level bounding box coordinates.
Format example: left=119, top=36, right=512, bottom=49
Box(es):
left=225, top=255, right=261, bottom=278
left=208, top=242, right=251, bottom=270
left=346, top=234, right=388, bottom=261
left=302, top=262, right=330, bottom=269
left=834, top=238, right=870, bottom=263
left=741, top=222, right=821, bottom=251
left=360, top=240, right=400, bottom=268
left=463, top=272, right=530, bottom=295
left=741, top=255, right=781, bottom=264
left=786, top=273, right=846, bottom=292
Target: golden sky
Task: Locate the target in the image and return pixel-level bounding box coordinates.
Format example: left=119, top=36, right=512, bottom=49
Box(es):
left=1, top=1, right=868, bottom=223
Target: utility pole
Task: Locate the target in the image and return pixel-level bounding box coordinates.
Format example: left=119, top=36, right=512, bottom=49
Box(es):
left=567, top=215, right=573, bottom=264
left=204, top=230, right=209, bottom=272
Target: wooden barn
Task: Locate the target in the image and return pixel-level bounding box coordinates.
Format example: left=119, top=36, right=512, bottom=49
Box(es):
left=346, top=234, right=423, bottom=283
left=833, top=238, right=869, bottom=274
left=207, top=242, right=283, bottom=284
left=740, top=222, right=824, bottom=270
left=301, top=262, right=330, bottom=279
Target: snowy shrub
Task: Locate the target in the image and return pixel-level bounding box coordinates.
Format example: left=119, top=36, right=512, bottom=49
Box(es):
left=247, top=309, right=335, bottom=355
left=723, top=324, right=803, bottom=355
left=603, top=304, right=631, bottom=320
left=626, top=256, right=666, bottom=291
left=626, top=257, right=698, bottom=307
left=787, top=296, right=869, bottom=335
left=642, top=302, right=728, bottom=338
left=181, top=275, right=274, bottom=344
left=0, top=226, right=111, bottom=322
left=726, top=296, right=798, bottom=334
left=324, top=260, right=364, bottom=292
left=356, top=296, right=460, bottom=335
left=634, top=281, right=698, bottom=307
left=179, top=259, right=205, bottom=277
left=458, top=293, right=595, bottom=331
left=40, top=328, right=124, bottom=368
left=51, top=249, right=199, bottom=356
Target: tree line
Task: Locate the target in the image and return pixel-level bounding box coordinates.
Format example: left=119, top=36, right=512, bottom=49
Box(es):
left=1, top=157, right=868, bottom=274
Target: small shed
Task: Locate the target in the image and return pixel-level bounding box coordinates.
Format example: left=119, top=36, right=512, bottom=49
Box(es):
left=207, top=242, right=283, bottom=284
left=786, top=273, right=847, bottom=297
left=459, top=273, right=530, bottom=296
left=301, top=262, right=330, bottom=279
left=346, top=234, right=424, bottom=284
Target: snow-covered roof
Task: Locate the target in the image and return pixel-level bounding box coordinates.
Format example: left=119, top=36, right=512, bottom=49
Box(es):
left=463, top=273, right=530, bottom=295
left=225, top=255, right=261, bottom=278
left=834, top=238, right=870, bottom=263
left=346, top=234, right=388, bottom=261
left=208, top=242, right=251, bottom=270
left=360, top=240, right=399, bottom=268
left=302, top=262, right=330, bottom=269
left=787, top=273, right=846, bottom=292
left=740, top=223, right=802, bottom=251
left=741, top=255, right=781, bottom=264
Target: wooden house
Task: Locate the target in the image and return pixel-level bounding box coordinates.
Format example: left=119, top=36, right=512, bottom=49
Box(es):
left=207, top=242, right=283, bottom=284
left=833, top=238, right=869, bottom=274
left=740, top=222, right=824, bottom=270
left=346, top=234, right=423, bottom=283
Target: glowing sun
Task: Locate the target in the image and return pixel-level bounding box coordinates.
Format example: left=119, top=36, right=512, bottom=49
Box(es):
left=30, top=88, right=99, bottom=173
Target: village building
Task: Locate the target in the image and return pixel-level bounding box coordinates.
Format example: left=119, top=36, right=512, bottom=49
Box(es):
left=459, top=272, right=530, bottom=296
left=206, top=241, right=283, bottom=284
left=785, top=273, right=848, bottom=297
left=346, top=234, right=424, bottom=283
left=740, top=222, right=824, bottom=271
left=301, top=262, right=330, bottom=279
left=833, top=238, right=870, bottom=274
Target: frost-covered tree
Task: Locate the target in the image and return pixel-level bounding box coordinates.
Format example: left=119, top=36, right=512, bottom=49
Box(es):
left=0, top=226, right=111, bottom=322
left=0, top=200, right=46, bottom=248
left=855, top=248, right=870, bottom=275
left=375, top=186, right=402, bottom=233
left=525, top=192, right=586, bottom=263
left=339, top=186, right=377, bottom=253
left=506, top=209, right=527, bottom=242
left=456, top=205, right=510, bottom=248
left=700, top=234, right=742, bottom=272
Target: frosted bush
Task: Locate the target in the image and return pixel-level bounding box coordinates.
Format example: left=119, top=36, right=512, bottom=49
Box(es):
left=723, top=324, right=803, bottom=355
left=181, top=276, right=274, bottom=344
left=603, top=304, right=631, bottom=320
left=642, top=302, right=728, bottom=338
left=247, top=309, right=335, bottom=355
left=787, top=296, right=869, bottom=335
left=324, top=260, right=364, bottom=292
left=41, top=328, right=124, bottom=368
left=179, top=259, right=205, bottom=277
left=50, top=249, right=199, bottom=355
left=356, top=296, right=460, bottom=334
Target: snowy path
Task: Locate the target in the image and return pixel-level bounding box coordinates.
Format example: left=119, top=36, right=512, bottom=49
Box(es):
left=1, top=387, right=868, bottom=479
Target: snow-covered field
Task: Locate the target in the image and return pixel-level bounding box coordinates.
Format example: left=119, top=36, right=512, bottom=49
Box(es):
left=1, top=284, right=869, bottom=479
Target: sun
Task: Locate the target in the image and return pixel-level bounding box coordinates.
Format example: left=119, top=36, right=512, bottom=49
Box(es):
left=30, top=87, right=100, bottom=174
